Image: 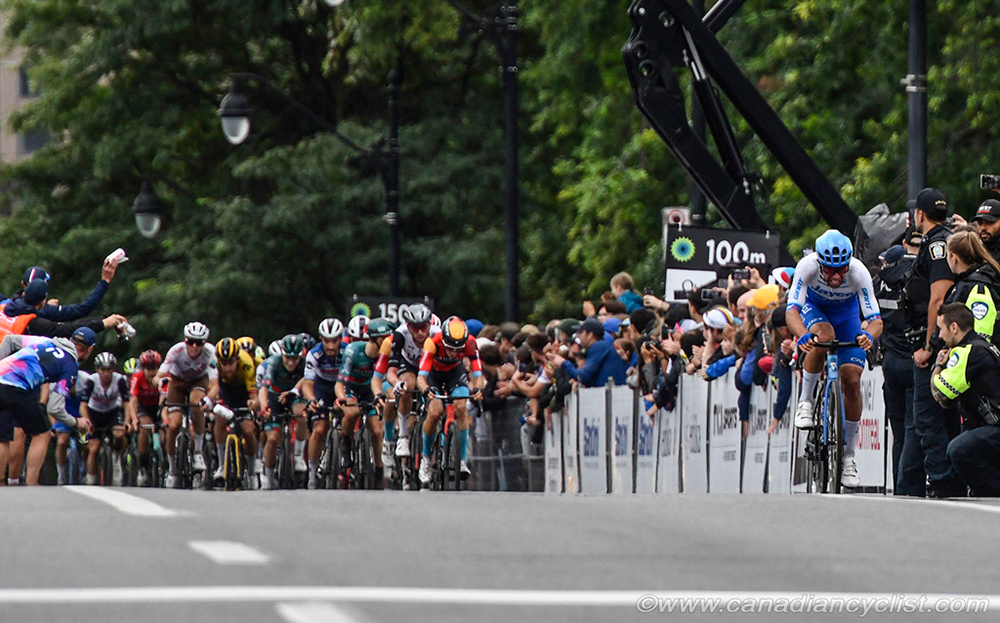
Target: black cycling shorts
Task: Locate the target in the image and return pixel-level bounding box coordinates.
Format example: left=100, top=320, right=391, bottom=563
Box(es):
left=0, top=384, right=47, bottom=440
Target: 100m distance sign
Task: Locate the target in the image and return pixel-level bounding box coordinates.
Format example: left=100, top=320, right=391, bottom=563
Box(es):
left=665, top=226, right=781, bottom=271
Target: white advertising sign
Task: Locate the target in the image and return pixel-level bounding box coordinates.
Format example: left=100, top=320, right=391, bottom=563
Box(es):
left=635, top=400, right=660, bottom=494
left=767, top=381, right=795, bottom=495
left=563, top=390, right=579, bottom=494
left=654, top=407, right=681, bottom=494
left=681, top=375, right=709, bottom=493
left=544, top=410, right=564, bottom=494
left=610, top=386, right=635, bottom=494
left=742, top=384, right=770, bottom=494
left=856, top=365, right=886, bottom=490
left=708, top=370, right=741, bottom=493
left=578, top=386, right=608, bottom=494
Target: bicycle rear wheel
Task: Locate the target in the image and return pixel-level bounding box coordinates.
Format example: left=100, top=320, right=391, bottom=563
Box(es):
left=824, top=380, right=844, bottom=494
left=176, top=433, right=191, bottom=489
left=98, top=444, right=113, bottom=486
left=225, top=437, right=239, bottom=491
left=278, top=434, right=294, bottom=489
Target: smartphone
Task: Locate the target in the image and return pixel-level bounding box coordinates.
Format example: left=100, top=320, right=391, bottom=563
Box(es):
left=981, top=174, right=1000, bottom=190
left=644, top=287, right=654, bottom=296
left=731, top=268, right=750, bottom=281
left=701, top=288, right=720, bottom=300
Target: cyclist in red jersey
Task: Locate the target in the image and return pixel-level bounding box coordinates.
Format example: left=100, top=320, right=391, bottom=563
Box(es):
left=128, top=350, right=163, bottom=486
left=415, top=316, right=483, bottom=485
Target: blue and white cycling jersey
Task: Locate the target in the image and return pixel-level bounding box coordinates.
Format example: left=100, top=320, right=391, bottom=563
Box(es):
left=787, top=254, right=881, bottom=368
left=787, top=254, right=881, bottom=321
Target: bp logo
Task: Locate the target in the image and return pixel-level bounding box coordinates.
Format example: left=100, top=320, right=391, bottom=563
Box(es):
left=350, top=302, right=372, bottom=318
left=971, top=301, right=989, bottom=321
left=670, top=237, right=695, bottom=262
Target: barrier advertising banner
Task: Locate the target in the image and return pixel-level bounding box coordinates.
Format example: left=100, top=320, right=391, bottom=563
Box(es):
left=655, top=408, right=681, bottom=494
left=544, top=411, right=564, bottom=494
left=610, top=386, right=635, bottom=494
left=742, top=385, right=770, bottom=494
left=578, top=386, right=608, bottom=494
left=681, top=373, right=709, bottom=493
left=634, top=402, right=659, bottom=494
left=563, top=391, right=580, bottom=494
left=708, top=371, right=741, bottom=493
left=768, top=381, right=795, bottom=494
left=856, top=365, right=887, bottom=490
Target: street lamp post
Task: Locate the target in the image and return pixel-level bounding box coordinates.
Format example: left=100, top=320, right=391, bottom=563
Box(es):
left=218, top=72, right=401, bottom=296
left=449, top=1, right=520, bottom=322
left=131, top=175, right=197, bottom=238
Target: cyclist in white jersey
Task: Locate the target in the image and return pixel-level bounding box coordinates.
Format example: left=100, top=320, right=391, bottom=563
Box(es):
left=154, top=322, right=219, bottom=488
left=81, top=352, right=129, bottom=485
left=384, top=304, right=440, bottom=460
left=786, top=230, right=883, bottom=487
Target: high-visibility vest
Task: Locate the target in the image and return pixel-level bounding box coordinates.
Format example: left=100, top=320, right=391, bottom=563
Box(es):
left=965, top=283, right=999, bottom=344
left=0, top=303, right=35, bottom=338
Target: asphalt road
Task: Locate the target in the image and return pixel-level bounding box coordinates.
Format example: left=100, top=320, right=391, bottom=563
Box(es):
left=1, top=488, right=999, bottom=622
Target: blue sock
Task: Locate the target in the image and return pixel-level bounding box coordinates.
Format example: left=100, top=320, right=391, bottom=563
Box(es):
left=384, top=422, right=395, bottom=443
left=422, top=430, right=433, bottom=457
left=459, top=429, right=469, bottom=461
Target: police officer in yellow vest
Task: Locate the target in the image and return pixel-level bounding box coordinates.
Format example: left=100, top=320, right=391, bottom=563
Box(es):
left=931, top=303, right=1000, bottom=496
left=942, top=231, right=1000, bottom=344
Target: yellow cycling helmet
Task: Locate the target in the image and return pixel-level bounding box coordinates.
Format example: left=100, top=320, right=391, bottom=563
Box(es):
left=217, top=337, right=241, bottom=360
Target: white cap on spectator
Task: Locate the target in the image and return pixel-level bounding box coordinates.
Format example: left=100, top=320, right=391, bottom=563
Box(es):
left=770, top=266, right=795, bottom=289
left=674, top=319, right=698, bottom=333
left=703, top=307, right=738, bottom=330
left=477, top=337, right=493, bottom=351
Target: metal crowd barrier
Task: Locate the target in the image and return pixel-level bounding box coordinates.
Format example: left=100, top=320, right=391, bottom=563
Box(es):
left=543, top=367, right=891, bottom=494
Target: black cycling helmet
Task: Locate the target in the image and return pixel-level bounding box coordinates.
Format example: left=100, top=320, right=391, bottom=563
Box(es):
left=441, top=316, right=469, bottom=349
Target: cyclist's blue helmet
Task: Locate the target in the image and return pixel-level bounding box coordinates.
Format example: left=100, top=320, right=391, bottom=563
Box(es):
left=814, top=230, right=853, bottom=268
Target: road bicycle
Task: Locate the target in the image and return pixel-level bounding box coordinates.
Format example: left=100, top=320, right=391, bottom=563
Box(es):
left=803, top=339, right=860, bottom=494
left=214, top=405, right=257, bottom=491
left=164, top=402, right=202, bottom=490
left=270, top=410, right=299, bottom=490
left=422, top=391, right=464, bottom=491
left=385, top=390, right=423, bottom=491
left=130, top=421, right=166, bottom=488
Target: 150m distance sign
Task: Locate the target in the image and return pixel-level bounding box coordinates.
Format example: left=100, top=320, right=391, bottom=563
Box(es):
left=346, top=296, right=434, bottom=324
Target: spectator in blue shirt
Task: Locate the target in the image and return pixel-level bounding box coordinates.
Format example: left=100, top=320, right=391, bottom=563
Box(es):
left=611, top=272, right=644, bottom=313
left=547, top=318, right=627, bottom=388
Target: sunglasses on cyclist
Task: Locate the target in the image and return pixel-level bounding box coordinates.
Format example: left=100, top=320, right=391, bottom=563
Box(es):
left=820, top=264, right=849, bottom=277
left=185, top=339, right=205, bottom=347
left=409, top=322, right=429, bottom=331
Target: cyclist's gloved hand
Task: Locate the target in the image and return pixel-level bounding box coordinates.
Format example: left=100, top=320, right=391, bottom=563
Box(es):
left=199, top=396, right=214, bottom=411
left=796, top=333, right=814, bottom=349
left=393, top=381, right=407, bottom=397
left=157, top=377, right=169, bottom=395
left=858, top=330, right=874, bottom=349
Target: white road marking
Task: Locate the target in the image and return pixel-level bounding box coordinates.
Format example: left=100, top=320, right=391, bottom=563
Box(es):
left=277, top=602, right=367, bottom=623
left=823, top=494, right=1000, bottom=515
left=0, top=587, right=993, bottom=609
left=188, top=541, right=270, bottom=565
left=65, top=486, right=178, bottom=517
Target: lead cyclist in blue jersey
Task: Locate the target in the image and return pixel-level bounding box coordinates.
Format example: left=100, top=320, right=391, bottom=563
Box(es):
left=786, top=230, right=883, bottom=488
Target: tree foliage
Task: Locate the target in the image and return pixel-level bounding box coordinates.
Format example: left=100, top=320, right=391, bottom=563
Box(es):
left=1, top=0, right=999, bottom=358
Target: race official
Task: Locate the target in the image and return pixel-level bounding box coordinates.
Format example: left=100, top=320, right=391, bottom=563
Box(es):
left=931, top=303, right=1000, bottom=496
left=903, top=187, right=961, bottom=498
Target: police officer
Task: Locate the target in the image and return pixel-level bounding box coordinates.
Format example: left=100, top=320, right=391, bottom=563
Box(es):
left=931, top=303, right=1000, bottom=496
left=875, top=243, right=919, bottom=494
left=942, top=230, right=1000, bottom=344
left=903, top=187, right=960, bottom=498
left=972, top=199, right=1000, bottom=265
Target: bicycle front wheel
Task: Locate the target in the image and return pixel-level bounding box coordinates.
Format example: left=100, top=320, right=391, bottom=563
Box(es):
left=825, top=380, right=844, bottom=494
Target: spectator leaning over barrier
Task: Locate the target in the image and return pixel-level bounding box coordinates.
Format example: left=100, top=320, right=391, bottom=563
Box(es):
left=763, top=304, right=795, bottom=434
left=547, top=317, right=626, bottom=388
left=735, top=285, right=780, bottom=429
left=931, top=302, right=1000, bottom=496
left=695, top=307, right=740, bottom=379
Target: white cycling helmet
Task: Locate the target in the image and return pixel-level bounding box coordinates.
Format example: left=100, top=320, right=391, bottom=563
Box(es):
left=268, top=340, right=282, bottom=357
left=430, top=313, right=441, bottom=327
left=347, top=315, right=369, bottom=339
left=183, top=321, right=210, bottom=341
left=318, top=317, right=345, bottom=340
left=94, top=352, right=117, bottom=369
left=401, top=303, right=431, bottom=325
